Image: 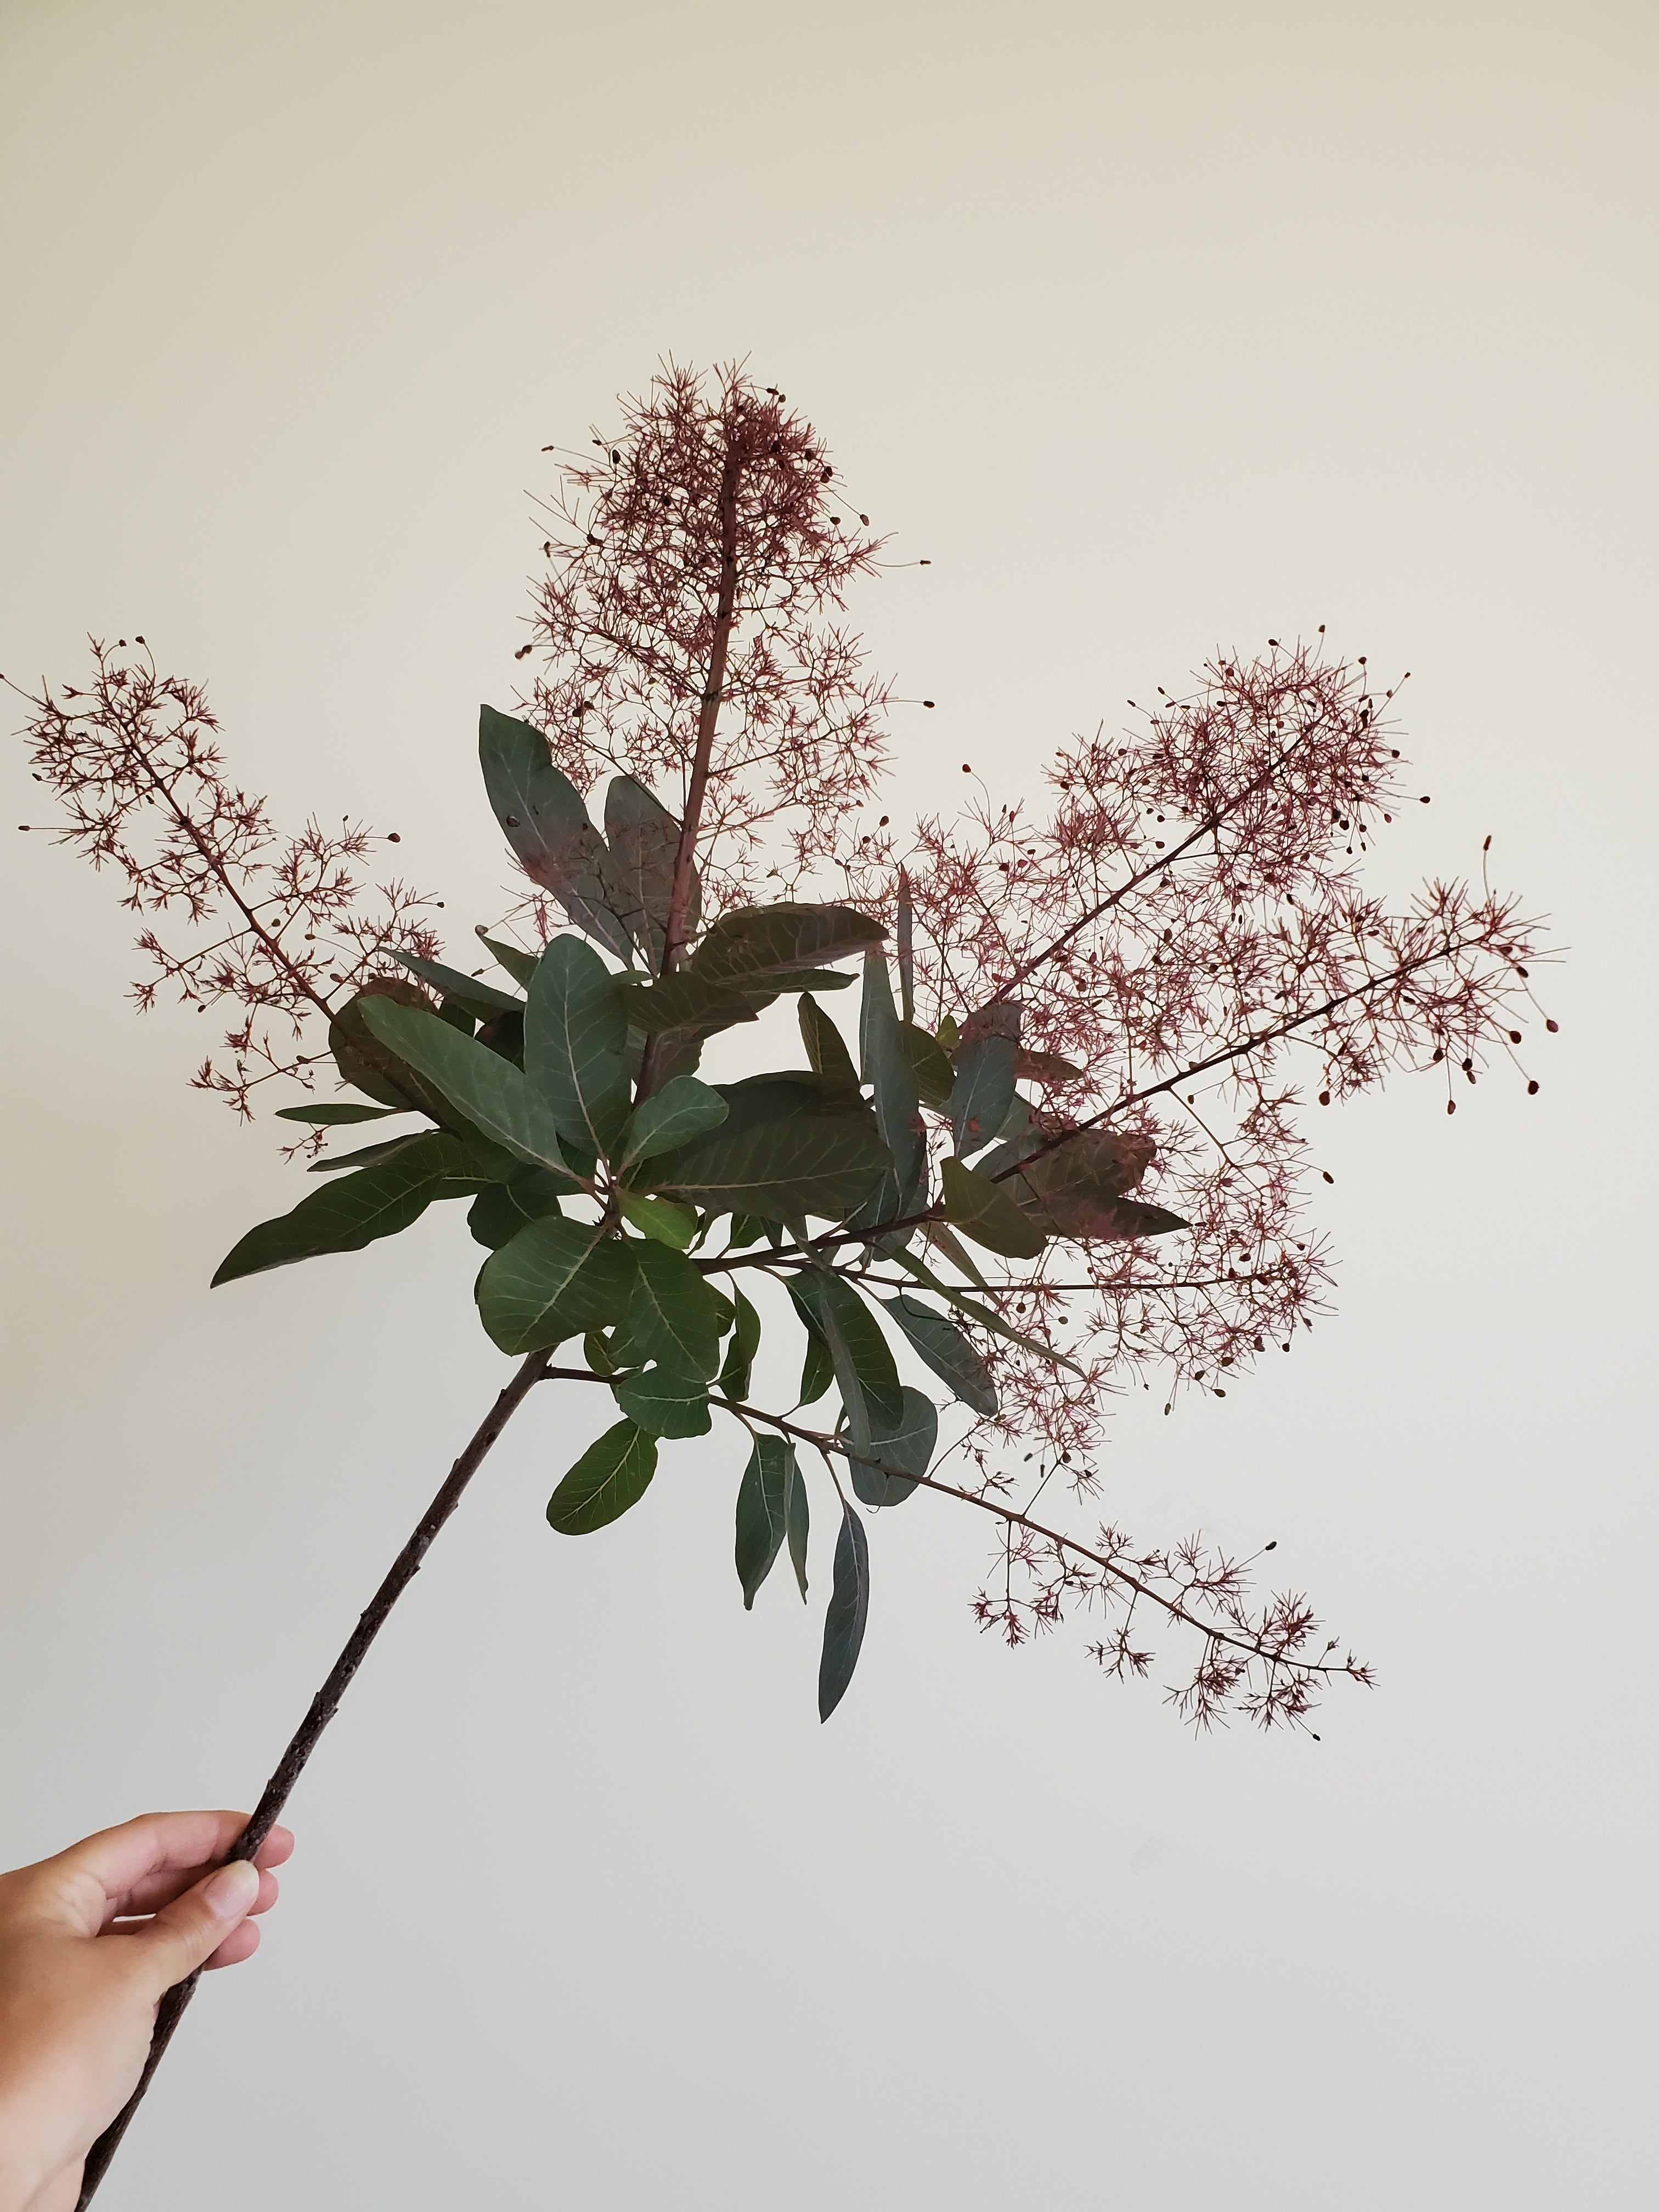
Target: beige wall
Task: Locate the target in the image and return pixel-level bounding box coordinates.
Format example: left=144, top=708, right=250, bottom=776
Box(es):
left=2, top=3, right=1654, bottom=2205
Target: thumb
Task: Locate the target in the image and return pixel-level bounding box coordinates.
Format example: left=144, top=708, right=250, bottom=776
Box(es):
left=132, top=1859, right=261, bottom=1991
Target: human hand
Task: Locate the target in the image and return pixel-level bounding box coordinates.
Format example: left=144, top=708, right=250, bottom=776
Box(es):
left=0, top=1811, right=293, bottom=2212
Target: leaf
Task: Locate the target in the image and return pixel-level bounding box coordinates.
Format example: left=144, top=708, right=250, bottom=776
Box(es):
left=547, top=1420, right=657, bottom=1534
left=1016, top=1046, right=1084, bottom=1086
left=896, top=869, right=916, bottom=1024
left=583, top=1328, right=619, bottom=1376
left=478, top=705, right=633, bottom=960
left=687, top=903, right=885, bottom=992
left=734, top=1435, right=800, bottom=1608
left=851, top=1385, right=936, bottom=1508
left=329, top=981, right=457, bottom=1118
left=948, top=1000, right=1020, bottom=1156
left=644, top=1075, right=892, bottom=1223
left=603, top=774, right=691, bottom=967
left=797, top=994, right=859, bottom=1088
left=612, top=1365, right=712, bottom=1438
left=475, top=1217, right=639, bottom=1354
left=212, top=1135, right=486, bottom=1285
left=474, top=928, right=543, bottom=990
left=940, top=1157, right=1049, bottom=1260
left=392, top=951, right=523, bottom=1021
left=896, top=1022, right=954, bottom=1108
left=882, top=1294, right=1000, bottom=1416
left=618, top=1075, right=729, bottom=1169
left=716, top=1287, right=762, bottom=1402
left=786, top=1460, right=810, bottom=1597
left=610, top=1240, right=729, bottom=1380
left=818, top=1502, right=870, bottom=1722
left=523, top=934, right=631, bottom=1159
left=921, top=1219, right=992, bottom=1289
left=890, top=1246, right=1089, bottom=1379
left=467, top=1166, right=567, bottom=1250
left=860, top=952, right=925, bottom=1211
left=616, top=1190, right=699, bottom=1249
left=788, top=1271, right=904, bottom=1447
left=1007, top=1129, right=1187, bottom=1243
left=274, top=1101, right=405, bottom=1125
left=799, top=1327, right=834, bottom=1406
left=307, top=1133, right=427, bottom=1174
left=360, top=996, right=572, bottom=1173
left=615, top=970, right=759, bottom=1036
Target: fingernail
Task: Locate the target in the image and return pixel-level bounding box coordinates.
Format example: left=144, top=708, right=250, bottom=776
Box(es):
left=204, top=1860, right=260, bottom=1920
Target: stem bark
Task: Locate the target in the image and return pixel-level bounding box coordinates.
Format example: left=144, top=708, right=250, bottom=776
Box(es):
left=75, top=1346, right=552, bottom=2209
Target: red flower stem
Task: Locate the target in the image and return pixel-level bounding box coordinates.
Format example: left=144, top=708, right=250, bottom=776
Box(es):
left=75, top=1346, right=552, bottom=2210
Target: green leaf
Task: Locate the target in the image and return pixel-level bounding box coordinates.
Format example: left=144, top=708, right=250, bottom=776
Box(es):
left=602, top=774, right=691, bottom=968
left=611, top=1241, right=729, bottom=1380
left=615, top=971, right=759, bottom=1036
left=473, top=928, right=543, bottom=990
left=896, top=1022, right=955, bottom=1108
left=818, top=1501, right=870, bottom=1722
left=889, top=1246, right=1088, bottom=1379
left=788, top=1272, right=904, bottom=1450
left=329, top=981, right=458, bottom=1118
left=644, top=1075, right=892, bottom=1223
left=860, top=952, right=924, bottom=1210
left=896, top=871, right=916, bottom=1023
left=307, top=1133, right=427, bottom=1174
left=716, top=1288, right=762, bottom=1402
left=475, top=1217, right=638, bottom=1354
left=359, top=996, right=572, bottom=1173
left=611, top=1365, right=712, bottom=1438
left=618, top=1075, right=729, bottom=1169
left=797, top=994, right=859, bottom=1088
left=687, top=903, right=885, bottom=992
left=947, top=1001, right=1020, bottom=1156
left=522, top=934, right=630, bottom=1159
left=799, top=1326, right=834, bottom=1406
left=547, top=1420, right=657, bottom=1534
left=882, top=1294, right=1000, bottom=1416
left=786, top=1459, right=810, bottom=1597
left=616, top=1190, right=699, bottom=1249
left=940, top=1157, right=1049, bottom=1260
left=392, top=951, right=523, bottom=1020
left=213, top=1135, right=486, bottom=1285
left=921, top=1220, right=992, bottom=1290
left=274, top=1101, right=405, bottom=1125
left=467, top=1164, right=569, bottom=1251
left=583, top=1328, right=620, bottom=1376
left=478, top=706, right=633, bottom=960
left=734, top=1435, right=801, bottom=1608
left=851, top=1386, right=937, bottom=1508
left=1007, top=1128, right=1187, bottom=1242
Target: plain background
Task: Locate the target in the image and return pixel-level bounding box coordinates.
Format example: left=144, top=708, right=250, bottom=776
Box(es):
left=3, top=2, right=1655, bottom=2205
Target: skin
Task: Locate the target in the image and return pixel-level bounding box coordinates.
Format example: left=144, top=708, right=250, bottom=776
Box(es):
left=0, top=1812, right=294, bottom=2212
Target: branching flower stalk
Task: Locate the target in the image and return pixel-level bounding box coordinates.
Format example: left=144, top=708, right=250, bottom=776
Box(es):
left=10, top=362, right=1551, bottom=2204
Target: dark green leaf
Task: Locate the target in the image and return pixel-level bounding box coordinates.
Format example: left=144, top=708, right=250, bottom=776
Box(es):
left=212, top=1135, right=486, bottom=1286
left=619, top=1075, right=729, bottom=1169
left=716, top=1288, right=762, bottom=1402
left=786, top=1459, right=810, bottom=1597
left=818, top=1501, right=870, bottom=1721
left=797, top=994, right=859, bottom=1088
left=308, top=1132, right=427, bottom=1174
left=329, top=981, right=456, bottom=1117
left=882, top=1294, right=1000, bottom=1416
left=358, top=996, right=572, bottom=1173
left=896, top=871, right=916, bottom=1023
left=799, top=1326, right=834, bottom=1406
left=948, top=1001, right=1020, bottom=1155
left=611, top=1240, right=729, bottom=1379
left=725, top=1213, right=770, bottom=1250
left=896, top=1022, right=955, bottom=1108
left=392, top=951, right=523, bottom=1020
left=478, top=706, right=633, bottom=960
left=274, top=1101, right=404, bottom=1126
left=615, top=970, right=758, bottom=1036
left=788, top=1271, right=904, bottom=1448
left=611, top=1365, right=712, bottom=1438
left=547, top=1419, right=657, bottom=1534
left=616, top=1190, right=699, bottom=1249
left=735, top=1435, right=800, bottom=1608
left=522, top=934, right=630, bottom=1159
left=860, top=952, right=924, bottom=1210
left=475, top=1217, right=638, bottom=1354
left=890, top=1247, right=1088, bottom=1378
left=851, top=1386, right=936, bottom=1508
left=473, top=928, right=543, bottom=990
left=940, top=1157, right=1049, bottom=1260
left=688, top=903, right=885, bottom=992
left=467, top=1165, right=569, bottom=1250
left=602, top=774, right=690, bottom=968
left=644, top=1075, right=891, bottom=1223
left=583, top=1328, right=619, bottom=1376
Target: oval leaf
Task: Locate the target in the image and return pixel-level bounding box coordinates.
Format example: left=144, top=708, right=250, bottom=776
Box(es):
left=548, top=1420, right=657, bottom=1534
left=213, top=1136, right=485, bottom=1285
left=734, top=1434, right=799, bottom=1608
left=479, top=706, right=633, bottom=959
left=882, top=1294, right=999, bottom=1417
left=852, top=1385, right=937, bottom=1508
left=359, top=996, right=571, bottom=1173
left=611, top=1365, right=713, bottom=1438
left=476, top=1217, right=639, bottom=1354
left=940, top=1157, right=1049, bottom=1260
left=610, top=1240, right=729, bottom=1379
left=689, top=903, right=885, bottom=991
left=619, top=1074, right=729, bottom=1168
left=523, top=934, right=631, bottom=1160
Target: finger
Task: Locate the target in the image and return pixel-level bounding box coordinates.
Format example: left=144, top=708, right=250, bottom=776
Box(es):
left=46, top=1812, right=256, bottom=1927
left=109, top=1861, right=281, bottom=1923
left=128, top=1860, right=262, bottom=1995
left=201, top=1918, right=262, bottom=1971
